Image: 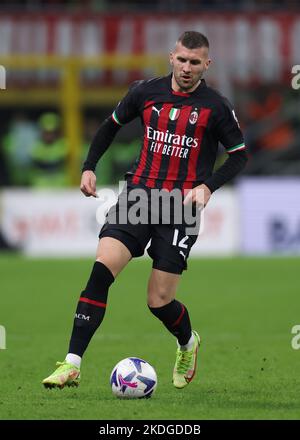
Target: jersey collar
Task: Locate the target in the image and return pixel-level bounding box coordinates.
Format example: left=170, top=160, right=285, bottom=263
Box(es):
left=168, top=74, right=207, bottom=96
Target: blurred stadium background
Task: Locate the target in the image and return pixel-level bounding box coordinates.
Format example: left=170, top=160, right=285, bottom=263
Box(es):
left=1, top=0, right=300, bottom=421
left=0, top=0, right=300, bottom=256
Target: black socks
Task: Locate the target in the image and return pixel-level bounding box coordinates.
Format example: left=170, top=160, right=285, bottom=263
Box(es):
left=148, top=300, right=192, bottom=346
left=68, top=261, right=191, bottom=356
left=68, top=261, right=114, bottom=357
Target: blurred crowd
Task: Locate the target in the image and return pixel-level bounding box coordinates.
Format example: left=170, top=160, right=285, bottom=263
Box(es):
left=237, top=84, right=300, bottom=176
left=0, top=83, right=299, bottom=188
left=0, top=110, right=141, bottom=188
left=1, top=0, right=300, bottom=11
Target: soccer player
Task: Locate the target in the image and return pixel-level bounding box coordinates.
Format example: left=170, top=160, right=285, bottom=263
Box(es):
left=43, top=31, right=247, bottom=389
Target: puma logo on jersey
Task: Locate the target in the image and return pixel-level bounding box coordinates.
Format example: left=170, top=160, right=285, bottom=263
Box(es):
left=152, top=106, right=162, bottom=116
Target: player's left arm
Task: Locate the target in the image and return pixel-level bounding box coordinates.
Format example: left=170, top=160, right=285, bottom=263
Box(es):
left=184, top=99, right=248, bottom=208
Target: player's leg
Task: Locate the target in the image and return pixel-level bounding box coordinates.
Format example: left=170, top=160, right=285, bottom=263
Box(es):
left=62, top=182, right=149, bottom=375
left=147, top=267, right=196, bottom=349
left=43, top=237, right=131, bottom=388
left=66, top=237, right=131, bottom=359
left=147, top=268, right=192, bottom=343
left=147, top=223, right=200, bottom=389
left=147, top=268, right=200, bottom=389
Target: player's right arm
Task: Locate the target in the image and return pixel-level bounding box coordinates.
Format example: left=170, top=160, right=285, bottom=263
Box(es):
left=80, top=80, right=144, bottom=197
left=80, top=170, right=98, bottom=197
left=80, top=117, right=121, bottom=197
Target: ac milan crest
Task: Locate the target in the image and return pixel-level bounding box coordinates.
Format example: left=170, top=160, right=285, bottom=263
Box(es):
left=189, top=111, right=198, bottom=124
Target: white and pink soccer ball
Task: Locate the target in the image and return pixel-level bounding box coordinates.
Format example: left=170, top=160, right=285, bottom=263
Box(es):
left=110, top=357, right=157, bottom=399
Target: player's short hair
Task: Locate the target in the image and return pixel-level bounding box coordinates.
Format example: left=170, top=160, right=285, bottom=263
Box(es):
left=177, top=31, right=209, bottom=50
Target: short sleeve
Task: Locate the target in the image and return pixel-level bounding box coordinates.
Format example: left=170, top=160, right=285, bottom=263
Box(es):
left=111, top=80, right=144, bottom=126
left=215, top=98, right=246, bottom=154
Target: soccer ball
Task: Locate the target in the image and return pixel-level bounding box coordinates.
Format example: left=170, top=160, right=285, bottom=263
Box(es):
left=110, top=357, right=157, bottom=399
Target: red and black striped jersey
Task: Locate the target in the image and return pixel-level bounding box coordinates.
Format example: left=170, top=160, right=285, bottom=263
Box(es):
left=112, top=74, right=245, bottom=191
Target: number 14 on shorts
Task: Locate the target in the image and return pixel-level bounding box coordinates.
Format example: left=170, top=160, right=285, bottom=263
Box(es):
left=172, top=229, right=189, bottom=260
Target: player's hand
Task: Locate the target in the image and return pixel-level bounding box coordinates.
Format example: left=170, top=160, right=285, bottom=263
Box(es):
left=183, top=184, right=211, bottom=209
left=80, top=170, right=98, bottom=197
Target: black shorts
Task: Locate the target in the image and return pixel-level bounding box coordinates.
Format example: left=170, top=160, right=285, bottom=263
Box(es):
left=99, top=181, right=201, bottom=274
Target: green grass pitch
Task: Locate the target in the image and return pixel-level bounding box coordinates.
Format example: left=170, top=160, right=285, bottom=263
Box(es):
left=0, top=254, right=300, bottom=420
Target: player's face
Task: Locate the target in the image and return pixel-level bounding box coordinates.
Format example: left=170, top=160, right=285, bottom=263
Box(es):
left=170, top=42, right=211, bottom=92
